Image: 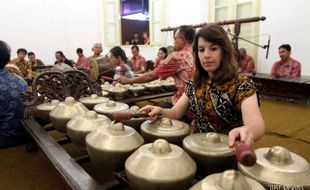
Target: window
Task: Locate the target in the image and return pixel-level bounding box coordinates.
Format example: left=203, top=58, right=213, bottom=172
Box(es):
left=209, top=0, right=261, bottom=63
left=103, top=0, right=165, bottom=46
left=103, top=0, right=121, bottom=46
left=120, top=0, right=149, bottom=45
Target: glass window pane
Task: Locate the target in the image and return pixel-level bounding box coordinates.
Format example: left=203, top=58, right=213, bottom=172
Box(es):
left=153, top=23, right=160, bottom=42
left=107, top=2, right=115, bottom=22
left=215, top=0, right=228, bottom=7
left=215, top=7, right=228, bottom=21
left=237, top=3, right=252, bottom=19
left=107, top=24, right=116, bottom=44
left=152, top=1, right=160, bottom=21
left=240, top=23, right=251, bottom=36
left=237, top=0, right=252, bottom=4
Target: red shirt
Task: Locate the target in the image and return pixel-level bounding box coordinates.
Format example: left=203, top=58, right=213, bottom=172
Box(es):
left=131, top=54, right=146, bottom=72
left=76, top=55, right=90, bottom=70
left=153, top=44, right=195, bottom=104
left=76, top=55, right=90, bottom=76
left=239, top=54, right=255, bottom=73
left=153, top=57, right=164, bottom=69
left=271, top=58, right=301, bottom=77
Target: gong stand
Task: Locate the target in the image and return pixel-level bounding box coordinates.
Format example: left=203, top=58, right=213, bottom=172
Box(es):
left=23, top=71, right=67, bottom=106
left=23, top=70, right=102, bottom=108
left=63, top=70, right=102, bottom=100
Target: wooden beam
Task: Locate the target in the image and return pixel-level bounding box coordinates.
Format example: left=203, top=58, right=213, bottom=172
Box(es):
left=160, top=16, right=266, bottom=31
left=22, top=119, right=104, bottom=190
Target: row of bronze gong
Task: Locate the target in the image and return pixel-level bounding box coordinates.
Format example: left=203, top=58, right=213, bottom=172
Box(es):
left=23, top=70, right=310, bottom=190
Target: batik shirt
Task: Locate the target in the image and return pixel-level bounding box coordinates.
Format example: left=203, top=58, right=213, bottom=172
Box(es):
left=153, top=44, right=194, bottom=104
left=10, top=58, right=32, bottom=79
left=153, top=58, right=164, bottom=69
left=185, top=74, right=257, bottom=134
left=271, top=58, right=301, bottom=77
left=0, top=69, right=28, bottom=146
left=30, top=59, right=45, bottom=67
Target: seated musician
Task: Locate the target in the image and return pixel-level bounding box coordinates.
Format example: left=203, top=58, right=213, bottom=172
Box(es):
left=153, top=47, right=168, bottom=69
left=0, top=40, right=29, bottom=148
left=130, top=45, right=147, bottom=74
left=109, top=46, right=134, bottom=80
left=238, top=48, right=255, bottom=74
left=75, top=48, right=90, bottom=75
left=271, top=44, right=301, bottom=77
left=10, top=48, right=32, bottom=80
left=54, top=51, right=74, bottom=67
left=118, top=25, right=196, bottom=108
left=28, top=51, right=45, bottom=69
left=51, top=51, right=74, bottom=72
left=88, top=43, right=103, bottom=61
left=28, top=51, right=46, bottom=78
left=140, top=25, right=265, bottom=147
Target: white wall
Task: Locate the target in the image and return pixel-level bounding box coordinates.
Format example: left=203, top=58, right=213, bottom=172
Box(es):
left=165, top=0, right=208, bottom=26
left=164, top=0, right=209, bottom=46
left=0, top=0, right=103, bottom=65
left=0, top=0, right=208, bottom=64
left=257, top=0, right=310, bottom=75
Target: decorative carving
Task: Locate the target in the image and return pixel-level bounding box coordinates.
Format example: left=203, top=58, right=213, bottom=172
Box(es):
left=23, top=70, right=101, bottom=107
left=23, top=71, right=68, bottom=106
left=64, top=70, right=94, bottom=100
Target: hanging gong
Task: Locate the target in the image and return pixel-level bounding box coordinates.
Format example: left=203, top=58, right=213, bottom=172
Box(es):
left=96, top=56, right=116, bottom=78
left=89, top=59, right=99, bottom=82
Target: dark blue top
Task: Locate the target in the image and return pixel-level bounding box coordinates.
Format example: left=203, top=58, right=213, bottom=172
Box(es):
left=0, top=69, right=28, bottom=146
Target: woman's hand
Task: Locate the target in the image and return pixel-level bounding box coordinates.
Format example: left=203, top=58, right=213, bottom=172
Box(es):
left=228, top=126, right=254, bottom=147
left=139, top=105, right=162, bottom=120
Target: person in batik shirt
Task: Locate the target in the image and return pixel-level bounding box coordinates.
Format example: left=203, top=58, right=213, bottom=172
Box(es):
left=10, top=48, right=32, bottom=80
left=0, top=40, right=28, bottom=148
left=271, top=44, right=301, bottom=77
left=130, top=45, right=147, bottom=74
left=27, top=51, right=45, bottom=68
left=140, top=25, right=265, bottom=148
left=118, top=25, right=196, bottom=108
